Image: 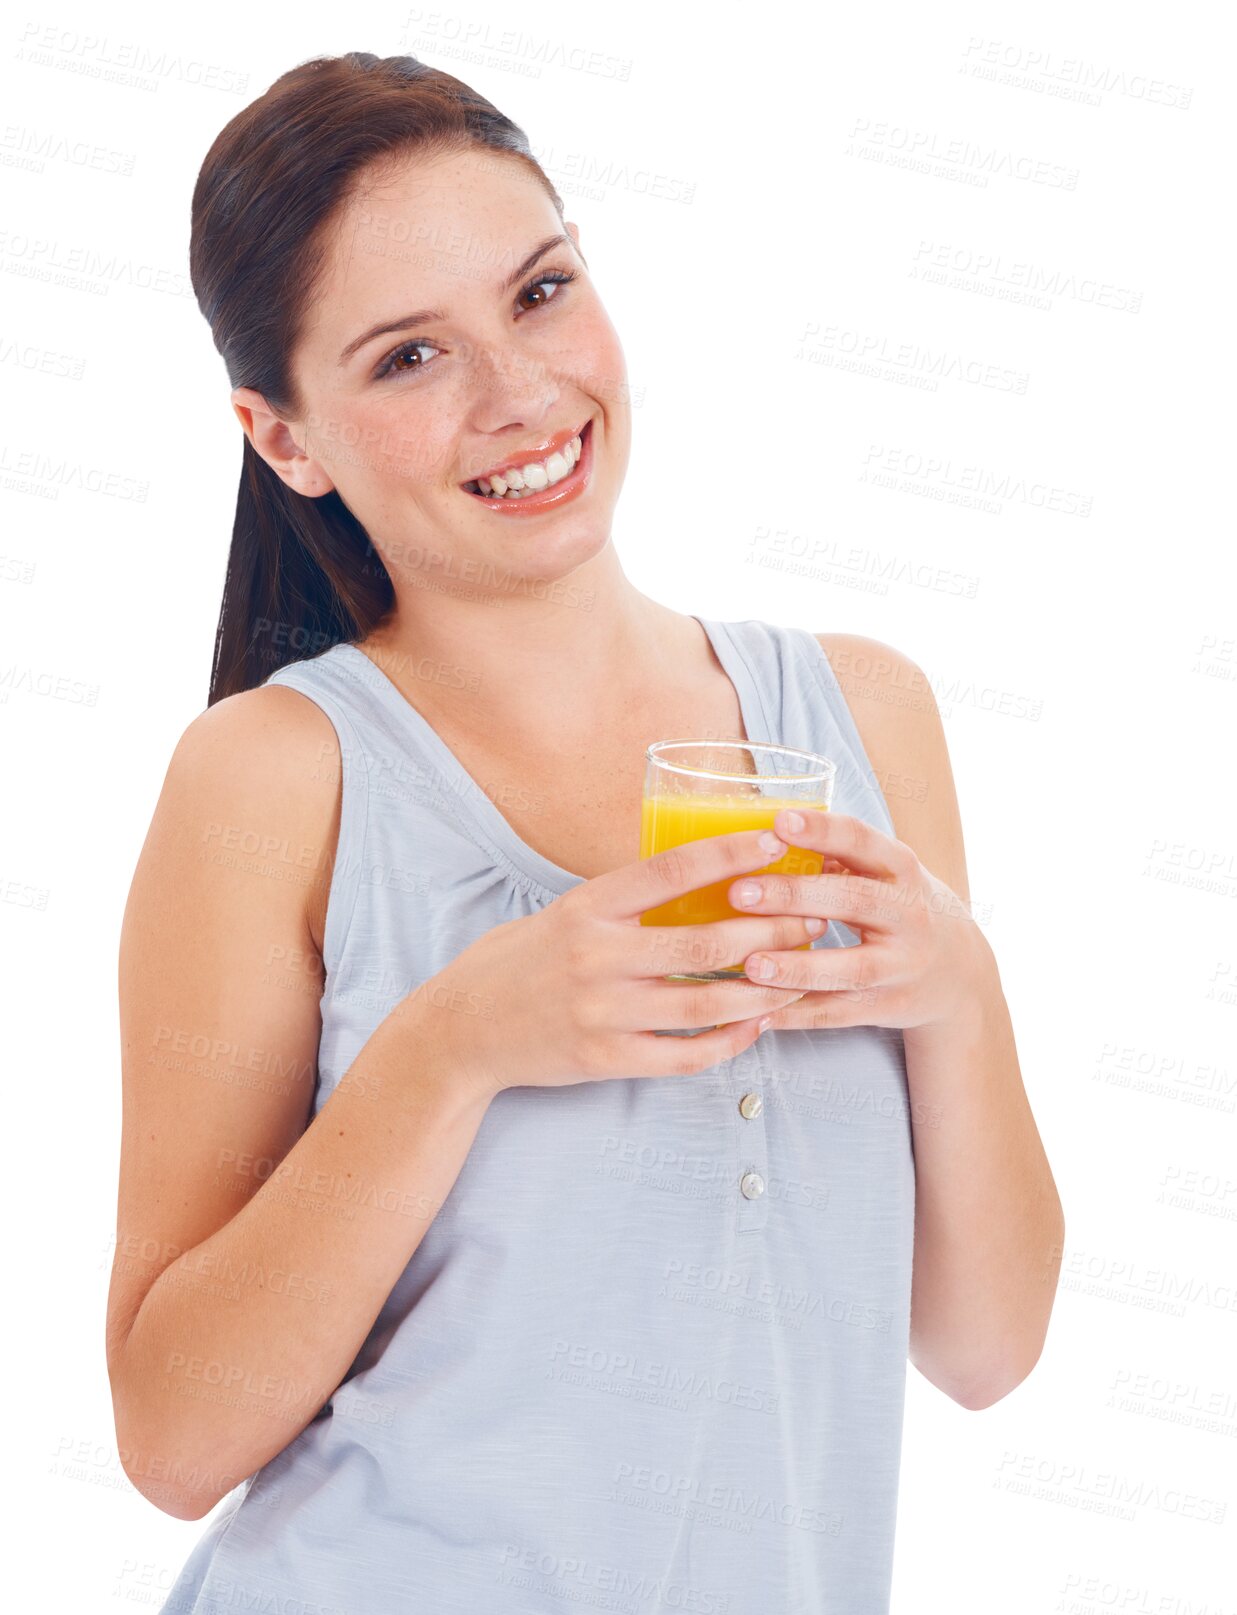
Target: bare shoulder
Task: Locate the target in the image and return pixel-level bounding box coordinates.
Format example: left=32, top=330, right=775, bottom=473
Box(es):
left=109, top=679, right=343, bottom=1386
left=176, top=679, right=340, bottom=781
left=162, top=680, right=343, bottom=956
left=813, top=632, right=970, bottom=904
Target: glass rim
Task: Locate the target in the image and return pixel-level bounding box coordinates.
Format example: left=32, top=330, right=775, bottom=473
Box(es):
left=645, top=738, right=837, bottom=784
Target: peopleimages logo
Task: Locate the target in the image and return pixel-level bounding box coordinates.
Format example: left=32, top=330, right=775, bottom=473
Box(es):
left=497, top=1543, right=732, bottom=1612
left=911, top=239, right=1142, bottom=313
left=859, top=444, right=1092, bottom=517
left=661, top=1257, right=893, bottom=1332
left=797, top=322, right=1030, bottom=394
left=609, top=1461, right=845, bottom=1536
left=995, top=1451, right=1226, bottom=1524
left=846, top=117, right=1080, bottom=189
left=958, top=37, right=1193, bottom=109
left=14, top=24, right=249, bottom=94
left=547, top=1339, right=780, bottom=1414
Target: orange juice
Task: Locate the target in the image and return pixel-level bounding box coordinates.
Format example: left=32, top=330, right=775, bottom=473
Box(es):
left=640, top=792, right=829, bottom=971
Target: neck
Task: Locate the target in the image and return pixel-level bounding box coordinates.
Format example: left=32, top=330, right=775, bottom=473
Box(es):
left=358, top=539, right=686, bottom=743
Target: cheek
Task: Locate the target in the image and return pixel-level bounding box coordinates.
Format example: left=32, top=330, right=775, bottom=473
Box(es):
left=316, top=395, right=455, bottom=489
left=385, top=415, right=455, bottom=486
left=575, top=309, right=625, bottom=393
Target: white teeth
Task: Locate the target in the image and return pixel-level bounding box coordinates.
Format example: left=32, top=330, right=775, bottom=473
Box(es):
left=466, top=422, right=589, bottom=498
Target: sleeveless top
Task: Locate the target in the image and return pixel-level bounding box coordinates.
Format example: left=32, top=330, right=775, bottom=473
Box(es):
left=160, top=615, right=916, bottom=1615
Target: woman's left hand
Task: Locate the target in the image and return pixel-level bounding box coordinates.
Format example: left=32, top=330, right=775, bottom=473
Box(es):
left=727, top=807, right=988, bottom=1032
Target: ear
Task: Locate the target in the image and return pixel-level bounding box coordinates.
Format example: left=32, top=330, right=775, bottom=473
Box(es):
left=564, top=219, right=587, bottom=269
left=230, top=387, right=336, bottom=498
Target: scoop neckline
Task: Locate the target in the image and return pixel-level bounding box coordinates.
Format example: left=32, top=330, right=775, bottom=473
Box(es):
left=333, top=614, right=773, bottom=900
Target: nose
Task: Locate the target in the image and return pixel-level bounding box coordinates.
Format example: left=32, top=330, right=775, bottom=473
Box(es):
left=464, top=332, right=565, bottom=431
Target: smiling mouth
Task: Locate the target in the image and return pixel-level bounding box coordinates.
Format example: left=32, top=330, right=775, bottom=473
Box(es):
left=461, top=418, right=592, bottom=500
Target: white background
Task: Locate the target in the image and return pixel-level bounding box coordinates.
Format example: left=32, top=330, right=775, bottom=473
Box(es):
left=2, top=0, right=1234, bottom=1609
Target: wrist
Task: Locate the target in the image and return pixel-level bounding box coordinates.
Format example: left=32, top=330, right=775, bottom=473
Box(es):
left=905, top=925, right=998, bottom=1053
left=385, top=993, right=503, bottom=1117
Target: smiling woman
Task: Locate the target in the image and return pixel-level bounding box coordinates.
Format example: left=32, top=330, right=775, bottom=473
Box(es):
left=187, top=53, right=634, bottom=703
left=109, top=47, right=1062, bottom=1615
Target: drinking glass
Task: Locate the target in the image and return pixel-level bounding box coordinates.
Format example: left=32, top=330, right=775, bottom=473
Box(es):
left=639, top=740, right=836, bottom=985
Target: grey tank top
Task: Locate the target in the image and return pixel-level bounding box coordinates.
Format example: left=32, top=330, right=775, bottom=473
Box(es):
left=161, top=614, right=916, bottom=1615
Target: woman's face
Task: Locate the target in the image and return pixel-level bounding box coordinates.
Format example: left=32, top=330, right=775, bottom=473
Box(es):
left=237, top=146, right=630, bottom=594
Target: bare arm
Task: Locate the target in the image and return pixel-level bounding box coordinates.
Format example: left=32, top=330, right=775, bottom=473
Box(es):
left=817, top=633, right=1064, bottom=1408
left=107, top=685, right=492, bottom=1521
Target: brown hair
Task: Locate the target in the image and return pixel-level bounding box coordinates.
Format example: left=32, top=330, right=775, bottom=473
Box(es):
left=190, top=52, right=565, bottom=704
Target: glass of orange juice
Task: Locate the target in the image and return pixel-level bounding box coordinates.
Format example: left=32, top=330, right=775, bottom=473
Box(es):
left=640, top=740, right=836, bottom=983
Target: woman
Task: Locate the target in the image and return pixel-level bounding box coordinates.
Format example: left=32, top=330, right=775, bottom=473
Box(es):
left=108, top=52, right=1063, bottom=1614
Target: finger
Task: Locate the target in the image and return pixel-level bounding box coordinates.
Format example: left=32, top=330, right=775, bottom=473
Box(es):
left=727, top=870, right=908, bottom=932
left=751, top=987, right=883, bottom=1034
left=629, top=975, right=809, bottom=1034
left=632, top=911, right=827, bottom=980
left=771, top=808, right=913, bottom=884
left=740, top=937, right=893, bottom=995
left=600, top=827, right=792, bottom=922
left=615, top=1011, right=777, bottom=1077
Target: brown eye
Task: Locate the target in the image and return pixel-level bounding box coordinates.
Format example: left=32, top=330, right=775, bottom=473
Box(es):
left=375, top=270, right=575, bottom=382
left=376, top=339, right=438, bottom=381
left=515, top=271, right=576, bottom=313
left=390, top=342, right=430, bottom=374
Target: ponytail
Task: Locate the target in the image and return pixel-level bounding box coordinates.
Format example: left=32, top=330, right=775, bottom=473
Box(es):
left=207, top=439, right=393, bottom=705
left=191, top=51, right=564, bottom=706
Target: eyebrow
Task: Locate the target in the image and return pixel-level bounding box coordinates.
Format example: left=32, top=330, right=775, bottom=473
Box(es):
left=337, top=233, right=573, bottom=367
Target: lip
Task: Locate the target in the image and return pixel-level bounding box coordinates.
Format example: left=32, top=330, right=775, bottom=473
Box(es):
left=460, top=417, right=595, bottom=515
left=460, top=417, right=590, bottom=488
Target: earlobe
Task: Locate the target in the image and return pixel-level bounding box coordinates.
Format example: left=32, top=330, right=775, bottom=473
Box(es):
left=290, top=467, right=335, bottom=499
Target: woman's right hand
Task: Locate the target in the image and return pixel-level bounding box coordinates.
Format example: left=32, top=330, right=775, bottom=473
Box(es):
left=403, top=828, right=822, bottom=1098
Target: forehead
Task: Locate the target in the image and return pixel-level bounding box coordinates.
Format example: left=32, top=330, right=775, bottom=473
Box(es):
left=305, top=147, right=558, bottom=352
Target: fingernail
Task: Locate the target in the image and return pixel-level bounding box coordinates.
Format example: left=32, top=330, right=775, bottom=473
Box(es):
left=780, top=809, right=805, bottom=834
left=749, top=955, right=776, bottom=981
left=734, top=880, right=762, bottom=906
left=804, top=917, right=826, bottom=936
left=758, top=831, right=786, bottom=856
left=756, top=1014, right=773, bottom=1033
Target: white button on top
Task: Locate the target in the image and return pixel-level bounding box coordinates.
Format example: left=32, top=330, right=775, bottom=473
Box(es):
left=740, top=1172, right=766, bottom=1200
left=738, top=1092, right=763, bottom=1120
